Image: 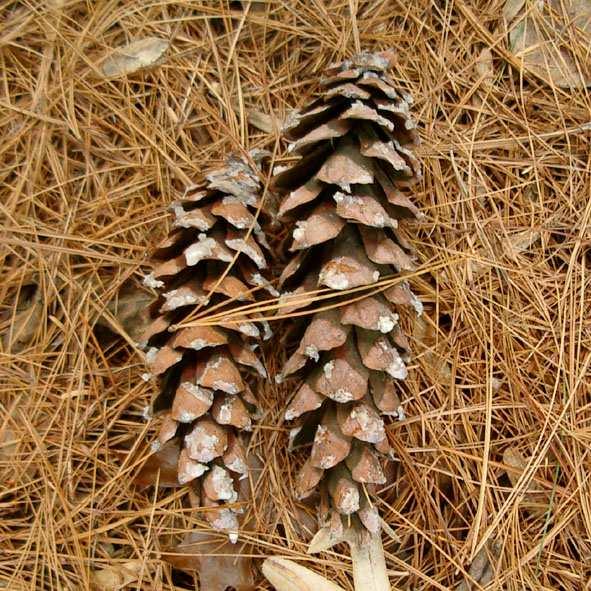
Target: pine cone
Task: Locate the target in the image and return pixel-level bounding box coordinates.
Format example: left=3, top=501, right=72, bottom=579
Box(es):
left=141, top=151, right=275, bottom=542
left=272, top=51, right=423, bottom=534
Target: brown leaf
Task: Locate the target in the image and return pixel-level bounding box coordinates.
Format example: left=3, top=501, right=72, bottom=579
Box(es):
left=3, top=287, right=44, bottom=352
left=506, top=0, right=591, bottom=88
left=0, top=410, right=17, bottom=463
left=135, top=439, right=181, bottom=488
left=90, top=560, right=144, bottom=590
left=474, top=47, right=494, bottom=89
left=413, top=316, right=452, bottom=383
left=247, top=109, right=281, bottom=133
left=166, top=530, right=254, bottom=591
left=471, top=47, right=494, bottom=107
left=457, top=541, right=500, bottom=590
left=98, top=283, right=154, bottom=343
left=466, top=228, right=541, bottom=280
left=503, top=0, right=525, bottom=22
left=504, top=228, right=540, bottom=259
left=100, top=37, right=169, bottom=78
left=0, top=396, right=37, bottom=481
left=503, top=446, right=552, bottom=516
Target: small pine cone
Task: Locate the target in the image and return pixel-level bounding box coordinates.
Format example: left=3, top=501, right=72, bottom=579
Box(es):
left=273, top=51, right=423, bottom=533
left=141, top=151, right=275, bottom=542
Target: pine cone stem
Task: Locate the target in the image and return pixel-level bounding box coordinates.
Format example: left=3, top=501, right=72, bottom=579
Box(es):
left=349, top=530, right=390, bottom=591
left=307, top=523, right=390, bottom=591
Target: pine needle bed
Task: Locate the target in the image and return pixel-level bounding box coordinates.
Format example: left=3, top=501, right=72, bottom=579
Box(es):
left=1, top=2, right=589, bottom=589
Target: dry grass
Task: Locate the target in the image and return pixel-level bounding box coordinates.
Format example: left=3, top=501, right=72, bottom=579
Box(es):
left=1, top=1, right=590, bottom=589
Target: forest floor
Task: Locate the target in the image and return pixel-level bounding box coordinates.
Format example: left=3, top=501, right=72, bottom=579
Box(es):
left=1, top=1, right=590, bottom=590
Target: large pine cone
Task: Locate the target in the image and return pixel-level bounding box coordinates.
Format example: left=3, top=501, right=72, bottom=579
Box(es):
left=272, top=51, right=423, bottom=534
left=141, top=151, right=275, bottom=541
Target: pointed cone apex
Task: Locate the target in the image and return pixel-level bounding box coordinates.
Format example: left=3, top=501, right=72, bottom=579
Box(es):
left=290, top=203, right=345, bottom=251
left=171, top=325, right=228, bottom=351
left=297, top=308, right=350, bottom=359
left=357, top=329, right=408, bottom=380
left=278, top=179, right=324, bottom=219
left=337, top=400, right=386, bottom=444
left=222, top=433, right=248, bottom=475
left=199, top=352, right=245, bottom=394
left=341, top=295, right=398, bottom=333
left=211, top=393, right=252, bottom=430
left=319, top=230, right=380, bottom=290
left=171, top=380, right=214, bottom=423
left=146, top=346, right=182, bottom=376
left=311, top=339, right=368, bottom=403
left=369, top=373, right=402, bottom=416
left=346, top=441, right=387, bottom=484
left=157, top=415, right=178, bottom=445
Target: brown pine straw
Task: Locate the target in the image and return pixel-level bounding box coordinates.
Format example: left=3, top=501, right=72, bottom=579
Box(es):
left=1, top=1, right=590, bottom=589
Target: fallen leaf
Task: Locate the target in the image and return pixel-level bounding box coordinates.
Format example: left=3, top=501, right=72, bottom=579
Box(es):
left=91, top=560, right=144, bottom=590
left=0, top=396, right=20, bottom=486
left=491, top=377, right=503, bottom=392
left=466, top=227, right=540, bottom=281
left=135, top=439, right=181, bottom=488
left=470, top=46, right=493, bottom=107
left=457, top=541, right=500, bottom=590
left=307, top=526, right=392, bottom=591
left=100, top=37, right=169, bottom=78
left=96, top=281, right=154, bottom=343
left=292, top=504, right=319, bottom=543
left=474, top=47, right=494, bottom=88
left=209, top=82, right=282, bottom=133
left=504, top=228, right=540, bottom=259
left=414, top=316, right=452, bottom=384
left=262, top=557, right=346, bottom=591
left=503, top=0, right=525, bottom=22
left=2, top=286, right=44, bottom=352
left=165, top=530, right=254, bottom=591
left=503, top=447, right=552, bottom=517
left=247, top=109, right=281, bottom=133
left=162, top=455, right=264, bottom=590
left=506, top=0, right=591, bottom=88
left=238, top=0, right=267, bottom=11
